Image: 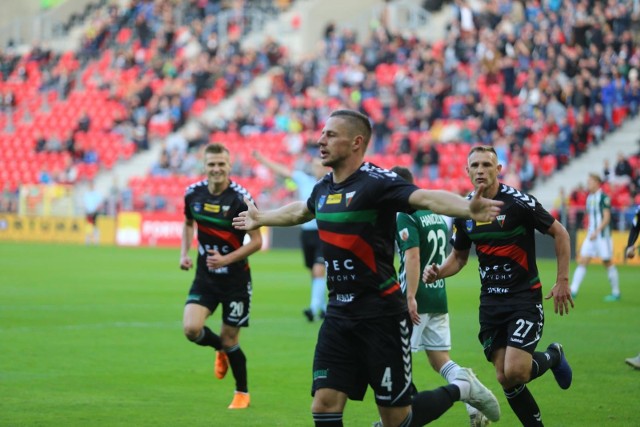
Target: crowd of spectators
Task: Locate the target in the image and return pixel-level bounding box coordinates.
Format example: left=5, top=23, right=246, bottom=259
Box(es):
left=144, top=0, right=640, bottom=211
left=3, top=0, right=640, bottom=216
left=0, top=0, right=292, bottom=213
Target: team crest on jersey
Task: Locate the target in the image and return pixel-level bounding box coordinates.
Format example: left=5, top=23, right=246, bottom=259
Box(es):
left=318, top=195, right=326, bottom=209
left=399, top=228, right=409, bottom=241
left=346, top=191, right=356, bottom=207
left=327, top=193, right=342, bottom=204
left=193, top=202, right=203, bottom=213
left=466, top=220, right=474, bottom=232
left=222, top=205, right=230, bottom=216
left=497, top=214, right=506, bottom=227
left=204, top=203, right=220, bottom=213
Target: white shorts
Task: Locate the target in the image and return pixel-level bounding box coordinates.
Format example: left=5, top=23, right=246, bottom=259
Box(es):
left=410, top=313, right=451, bottom=352
left=579, top=236, right=614, bottom=261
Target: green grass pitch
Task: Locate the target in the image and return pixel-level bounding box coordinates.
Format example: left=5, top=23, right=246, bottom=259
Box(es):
left=0, top=242, right=638, bottom=426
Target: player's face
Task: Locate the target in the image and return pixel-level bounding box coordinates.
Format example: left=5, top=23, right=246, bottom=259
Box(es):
left=317, top=117, right=356, bottom=168
left=466, top=150, right=501, bottom=192
left=204, top=152, right=231, bottom=185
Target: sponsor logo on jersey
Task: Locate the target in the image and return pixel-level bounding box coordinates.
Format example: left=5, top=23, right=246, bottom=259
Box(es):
left=346, top=191, right=356, bottom=206
left=497, top=214, right=506, bottom=227
left=336, top=293, right=355, bottom=302
left=487, top=286, right=510, bottom=294
left=313, top=369, right=328, bottom=380
left=399, top=228, right=409, bottom=241
left=327, top=193, right=342, bottom=204
left=479, top=263, right=513, bottom=282
left=318, top=195, right=326, bottom=209
left=222, top=205, right=230, bottom=216
left=193, top=202, right=203, bottom=213
left=204, top=203, right=220, bottom=213
left=466, top=220, right=473, bottom=232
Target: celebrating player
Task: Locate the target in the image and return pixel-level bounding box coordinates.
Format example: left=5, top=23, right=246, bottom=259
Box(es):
left=234, top=110, right=502, bottom=427
left=423, top=145, right=573, bottom=426
left=180, top=143, right=262, bottom=409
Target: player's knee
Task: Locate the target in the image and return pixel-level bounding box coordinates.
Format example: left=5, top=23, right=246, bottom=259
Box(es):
left=183, top=324, right=201, bottom=342
left=311, top=396, right=340, bottom=413
left=503, top=366, right=530, bottom=385
left=311, top=388, right=346, bottom=413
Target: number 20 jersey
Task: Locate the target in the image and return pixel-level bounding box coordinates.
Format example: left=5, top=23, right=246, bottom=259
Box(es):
left=306, top=163, right=418, bottom=320
left=184, top=180, right=255, bottom=290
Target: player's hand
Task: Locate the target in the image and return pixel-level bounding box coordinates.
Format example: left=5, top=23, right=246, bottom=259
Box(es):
left=232, top=197, right=260, bottom=230
left=544, top=282, right=574, bottom=316
left=469, top=184, right=503, bottom=223
left=422, top=263, right=439, bottom=284
left=206, top=249, right=225, bottom=269
left=589, top=231, right=596, bottom=241
left=180, top=256, right=193, bottom=271
left=407, top=296, right=420, bottom=325
left=626, top=246, right=636, bottom=259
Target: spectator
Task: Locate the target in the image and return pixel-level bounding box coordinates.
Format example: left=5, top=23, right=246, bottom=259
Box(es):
left=612, top=152, right=633, bottom=185
left=413, top=136, right=439, bottom=181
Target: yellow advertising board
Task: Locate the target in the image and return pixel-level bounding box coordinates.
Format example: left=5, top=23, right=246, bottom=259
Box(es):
left=0, top=214, right=115, bottom=245
left=576, top=230, right=640, bottom=266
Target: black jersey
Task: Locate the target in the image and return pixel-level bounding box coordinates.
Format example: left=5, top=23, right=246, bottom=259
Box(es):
left=306, top=163, right=418, bottom=319
left=627, top=205, right=640, bottom=248
left=451, top=184, right=555, bottom=306
left=184, top=179, right=255, bottom=286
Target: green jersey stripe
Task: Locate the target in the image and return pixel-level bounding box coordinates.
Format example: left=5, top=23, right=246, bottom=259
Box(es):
left=471, top=225, right=526, bottom=240
left=191, top=212, right=232, bottom=227
left=316, top=210, right=378, bottom=224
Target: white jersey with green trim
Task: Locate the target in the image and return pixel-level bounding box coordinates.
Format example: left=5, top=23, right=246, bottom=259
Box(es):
left=586, top=190, right=611, bottom=238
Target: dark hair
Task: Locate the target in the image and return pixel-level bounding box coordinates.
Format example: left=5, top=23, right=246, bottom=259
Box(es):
left=468, top=145, right=497, bottom=158
left=329, top=109, right=372, bottom=145
left=391, top=166, right=414, bottom=184
left=204, top=143, right=230, bottom=156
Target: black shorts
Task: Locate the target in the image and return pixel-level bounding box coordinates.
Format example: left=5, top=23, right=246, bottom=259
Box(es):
left=300, top=229, right=324, bottom=269
left=312, top=313, right=413, bottom=407
left=185, top=279, right=251, bottom=327
left=478, top=303, right=544, bottom=361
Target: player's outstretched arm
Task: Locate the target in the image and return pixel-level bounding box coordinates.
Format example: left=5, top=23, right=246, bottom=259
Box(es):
left=543, top=220, right=573, bottom=315
left=408, top=185, right=502, bottom=222
left=232, top=198, right=314, bottom=230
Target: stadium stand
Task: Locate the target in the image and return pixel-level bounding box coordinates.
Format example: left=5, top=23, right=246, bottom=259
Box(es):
left=1, top=0, right=640, bottom=218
